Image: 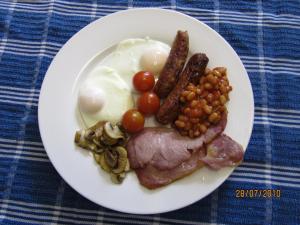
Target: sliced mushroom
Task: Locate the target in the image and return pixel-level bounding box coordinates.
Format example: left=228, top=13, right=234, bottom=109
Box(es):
left=102, top=122, right=125, bottom=145
left=104, top=149, right=118, bottom=168
left=90, top=121, right=105, bottom=140
left=110, top=172, right=126, bottom=184
left=112, top=146, right=128, bottom=174
left=75, top=130, right=98, bottom=151
left=99, top=153, right=111, bottom=172
left=124, top=159, right=130, bottom=172
left=93, top=152, right=101, bottom=164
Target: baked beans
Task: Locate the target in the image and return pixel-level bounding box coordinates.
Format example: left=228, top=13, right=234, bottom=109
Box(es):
left=174, top=67, right=232, bottom=138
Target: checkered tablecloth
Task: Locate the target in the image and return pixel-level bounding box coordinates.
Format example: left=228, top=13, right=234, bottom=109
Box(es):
left=0, top=0, right=299, bottom=224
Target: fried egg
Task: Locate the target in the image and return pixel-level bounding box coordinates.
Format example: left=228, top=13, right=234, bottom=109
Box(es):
left=78, top=38, right=170, bottom=127
left=78, top=66, right=133, bottom=127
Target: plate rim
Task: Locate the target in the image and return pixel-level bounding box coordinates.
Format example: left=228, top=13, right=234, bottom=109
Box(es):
left=38, top=8, right=254, bottom=214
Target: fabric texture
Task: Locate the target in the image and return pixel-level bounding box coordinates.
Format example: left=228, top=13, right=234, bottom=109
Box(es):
left=0, top=0, right=299, bottom=224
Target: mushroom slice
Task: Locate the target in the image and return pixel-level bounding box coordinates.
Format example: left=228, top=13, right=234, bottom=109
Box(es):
left=110, top=172, right=126, bottom=184
left=124, top=159, right=130, bottom=172
left=104, top=149, right=118, bottom=168
left=75, top=130, right=98, bottom=152
left=112, top=146, right=128, bottom=174
left=99, top=153, right=111, bottom=172
left=93, top=152, right=101, bottom=164
left=102, top=122, right=125, bottom=145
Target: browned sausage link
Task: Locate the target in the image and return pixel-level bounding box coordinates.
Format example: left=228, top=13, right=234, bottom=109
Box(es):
left=156, top=53, right=209, bottom=124
left=153, top=31, right=189, bottom=98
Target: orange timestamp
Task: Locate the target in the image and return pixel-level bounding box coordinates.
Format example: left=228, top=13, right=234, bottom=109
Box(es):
left=235, top=189, right=281, bottom=198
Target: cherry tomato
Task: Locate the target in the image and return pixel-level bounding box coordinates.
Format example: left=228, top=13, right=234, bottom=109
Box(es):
left=122, top=109, right=145, bottom=133
left=133, top=71, right=155, bottom=92
left=137, top=92, right=160, bottom=115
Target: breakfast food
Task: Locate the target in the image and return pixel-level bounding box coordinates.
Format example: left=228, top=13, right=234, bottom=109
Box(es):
left=133, top=71, right=155, bottom=92
left=75, top=30, right=245, bottom=188
left=127, top=113, right=243, bottom=189
left=122, top=109, right=145, bottom=133
left=132, top=134, right=243, bottom=189
left=78, top=66, right=133, bottom=127
left=175, top=67, right=232, bottom=138
left=74, top=121, right=130, bottom=183
left=137, top=92, right=160, bottom=115
left=154, top=31, right=189, bottom=98
left=156, top=53, right=209, bottom=124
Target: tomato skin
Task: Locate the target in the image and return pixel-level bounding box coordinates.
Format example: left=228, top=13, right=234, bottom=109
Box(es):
left=137, top=92, right=160, bottom=115
left=133, top=71, right=155, bottom=92
left=122, top=109, right=145, bottom=133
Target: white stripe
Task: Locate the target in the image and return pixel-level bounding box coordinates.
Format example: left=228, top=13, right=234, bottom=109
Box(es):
left=244, top=61, right=300, bottom=69
left=0, top=45, right=56, bottom=55
left=0, top=138, right=43, bottom=147
left=0, top=143, right=44, bottom=152
left=233, top=171, right=300, bottom=183
left=245, top=64, right=300, bottom=73
left=242, top=56, right=300, bottom=63
left=53, top=0, right=127, bottom=9
left=4, top=38, right=62, bottom=48
left=256, top=111, right=300, bottom=119
left=0, top=94, right=38, bottom=103
left=243, top=162, right=300, bottom=172
left=50, top=180, right=66, bottom=225
left=0, top=215, right=41, bottom=225
left=236, top=167, right=300, bottom=178
left=0, top=149, right=47, bottom=158
left=256, top=107, right=300, bottom=114
left=0, top=98, right=38, bottom=106
left=0, top=89, right=39, bottom=100
left=0, top=48, right=54, bottom=58
left=0, top=85, right=40, bottom=94
left=254, top=120, right=300, bottom=129
left=90, top=0, right=97, bottom=20
left=229, top=177, right=300, bottom=188
left=257, top=2, right=272, bottom=223
left=255, top=116, right=300, bottom=125
left=0, top=89, right=40, bottom=97
left=0, top=154, right=49, bottom=162
left=247, top=68, right=300, bottom=76
left=5, top=41, right=60, bottom=52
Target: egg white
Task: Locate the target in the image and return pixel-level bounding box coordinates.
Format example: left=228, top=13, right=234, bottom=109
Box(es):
left=100, top=38, right=170, bottom=90
left=79, top=66, right=134, bottom=127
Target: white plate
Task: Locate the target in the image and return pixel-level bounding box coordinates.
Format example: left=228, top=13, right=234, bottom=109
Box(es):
left=38, top=8, right=254, bottom=214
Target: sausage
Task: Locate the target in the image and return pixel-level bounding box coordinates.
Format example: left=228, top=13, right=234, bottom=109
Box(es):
left=153, top=31, right=189, bottom=98
left=156, top=53, right=209, bottom=124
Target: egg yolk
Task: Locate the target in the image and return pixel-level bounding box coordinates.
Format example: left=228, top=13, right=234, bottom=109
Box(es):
left=140, top=48, right=168, bottom=75
left=78, top=86, right=105, bottom=114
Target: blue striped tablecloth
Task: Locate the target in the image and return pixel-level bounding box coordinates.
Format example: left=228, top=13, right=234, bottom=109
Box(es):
left=0, top=0, right=299, bottom=224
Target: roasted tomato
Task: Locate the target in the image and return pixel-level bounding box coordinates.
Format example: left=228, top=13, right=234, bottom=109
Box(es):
left=137, top=92, right=160, bottom=115
left=133, top=71, right=155, bottom=92
left=122, top=109, right=145, bottom=133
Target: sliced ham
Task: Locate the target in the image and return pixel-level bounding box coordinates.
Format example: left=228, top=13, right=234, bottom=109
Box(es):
left=201, top=134, right=244, bottom=170
left=135, top=149, right=206, bottom=189
left=127, top=113, right=227, bottom=171
left=127, top=113, right=244, bottom=189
